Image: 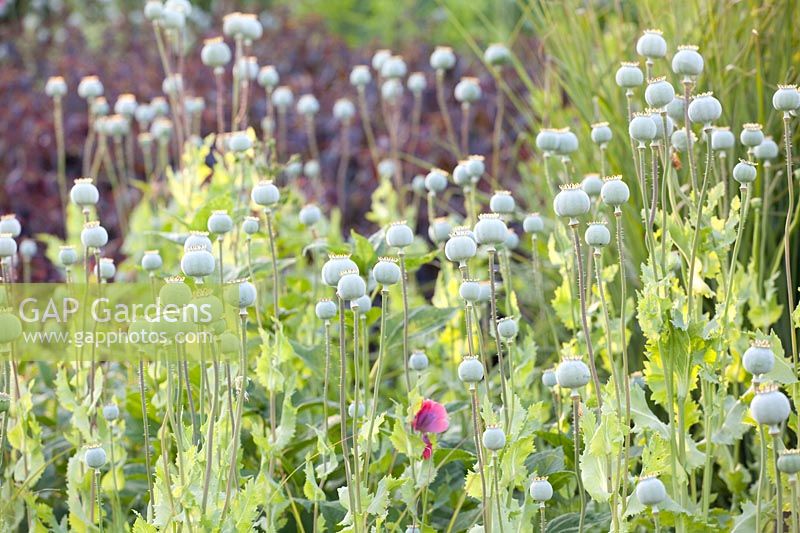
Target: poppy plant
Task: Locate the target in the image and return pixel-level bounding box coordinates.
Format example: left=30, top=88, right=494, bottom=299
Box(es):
left=412, top=399, right=449, bottom=459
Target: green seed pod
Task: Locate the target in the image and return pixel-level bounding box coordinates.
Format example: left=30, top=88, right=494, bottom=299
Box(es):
left=333, top=98, right=356, bottom=122
left=45, top=76, right=68, bottom=98
left=150, top=117, right=173, bottom=140
left=321, top=254, right=358, bottom=287
left=143, top=0, right=163, bottom=20
left=409, top=350, right=429, bottom=371
left=590, top=122, right=612, bottom=145
left=84, top=444, right=107, bottom=469
left=430, top=46, right=456, bottom=71
left=754, top=137, right=779, bottom=160
left=349, top=65, right=372, bottom=87
left=556, top=357, right=590, bottom=390
left=242, top=216, right=260, bottom=235
left=219, top=331, right=239, bottom=355
left=0, top=312, right=22, bottom=344
left=505, top=229, right=519, bottom=250
left=489, top=190, right=515, bottom=214
left=181, top=247, right=215, bottom=279
left=0, top=234, right=17, bottom=258
left=428, top=218, right=452, bottom=244
left=743, top=339, right=775, bottom=376
left=337, top=270, right=366, bottom=301
left=191, top=290, right=224, bottom=323
left=629, top=113, right=658, bottom=143
left=159, top=277, right=193, bottom=307
left=201, top=37, right=231, bottom=68
left=271, top=86, right=294, bottom=110
left=454, top=77, right=481, bottom=103
left=474, top=213, right=508, bottom=245
left=207, top=211, right=233, bottom=235
left=315, top=299, right=337, bottom=320
left=70, top=178, right=99, bottom=208
left=81, top=221, right=108, bottom=249
left=585, top=222, right=611, bottom=248
left=739, top=123, right=764, bottom=148
left=671, top=45, right=704, bottom=78
left=581, top=174, right=603, bottom=197
left=95, top=258, right=115, bottom=280
left=77, top=75, right=104, bottom=99
left=348, top=402, right=366, bottom=418
left=459, top=280, right=481, bottom=303
left=523, top=213, right=545, bottom=234
left=711, top=127, right=735, bottom=151
left=615, top=61, right=643, bottom=89
left=224, top=280, right=257, bottom=309
left=258, top=65, right=279, bottom=89
left=209, top=319, right=227, bottom=335
left=380, top=55, right=407, bottom=79
left=484, top=43, right=512, bottom=66
left=59, top=245, right=78, bottom=266
left=645, top=77, right=675, bottom=109
left=386, top=221, right=414, bottom=248
left=102, top=403, right=120, bottom=421
left=445, top=229, right=477, bottom=263
left=666, top=97, right=685, bottom=125
left=407, top=72, right=427, bottom=94
left=670, top=129, right=695, bottom=152
left=227, top=131, right=252, bottom=153
left=687, top=92, right=722, bottom=126
left=553, top=184, right=591, bottom=219
left=425, top=168, right=448, bottom=193
left=542, top=368, right=557, bottom=388
left=636, top=29, right=667, bottom=59
left=299, top=204, right=322, bottom=227
left=556, top=130, right=579, bottom=155
left=296, top=94, right=320, bottom=116
left=732, top=159, right=757, bottom=184
left=141, top=250, right=162, bottom=272
left=350, top=294, right=372, bottom=312
left=482, top=425, right=506, bottom=451
left=373, top=257, right=401, bottom=286
left=777, top=449, right=800, bottom=475
left=772, top=85, right=800, bottom=112
left=636, top=475, right=667, bottom=507
left=750, top=384, right=791, bottom=428
left=497, top=317, right=518, bottom=340
left=251, top=181, right=280, bottom=208
left=458, top=356, right=484, bottom=383
left=465, top=155, right=485, bottom=180
left=601, top=176, right=630, bottom=207
left=536, top=128, right=560, bottom=152
left=529, top=477, right=553, bottom=502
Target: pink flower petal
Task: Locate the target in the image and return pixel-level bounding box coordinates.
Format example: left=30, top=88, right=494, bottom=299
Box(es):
left=412, top=399, right=450, bottom=434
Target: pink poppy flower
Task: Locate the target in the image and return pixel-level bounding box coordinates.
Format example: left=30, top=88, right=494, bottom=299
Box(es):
left=412, top=399, right=449, bottom=460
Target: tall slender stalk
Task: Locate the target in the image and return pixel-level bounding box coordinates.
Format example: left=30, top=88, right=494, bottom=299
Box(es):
left=487, top=247, right=510, bottom=428
left=470, top=387, right=491, bottom=533
left=781, top=114, right=798, bottom=380
left=435, top=69, right=458, bottom=155
left=460, top=102, right=471, bottom=156
left=337, top=297, right=358, bottom=532
left=772, top=430, right=784, bottom=533
left=399, top=251, right=411, bottom=392
left=757, top=424, right=768, bottom=533
left=614, top=208, right=632, bottom=510
left=356, top=85, right=380, bottom=170
left=569, top=224, right=602, bottom=408
left=686, top=126, right=714, bottom=320
left=53, top=95, right=68, bottom=213
left=572, top=392, right=586, bottom=533
left=337, top=121, right=351, bottom=215
left=364, top=289, right=389, bottom=484
left=490, top=70, right=504, bottom=188
left=221, top=311, right=248, bottom=522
